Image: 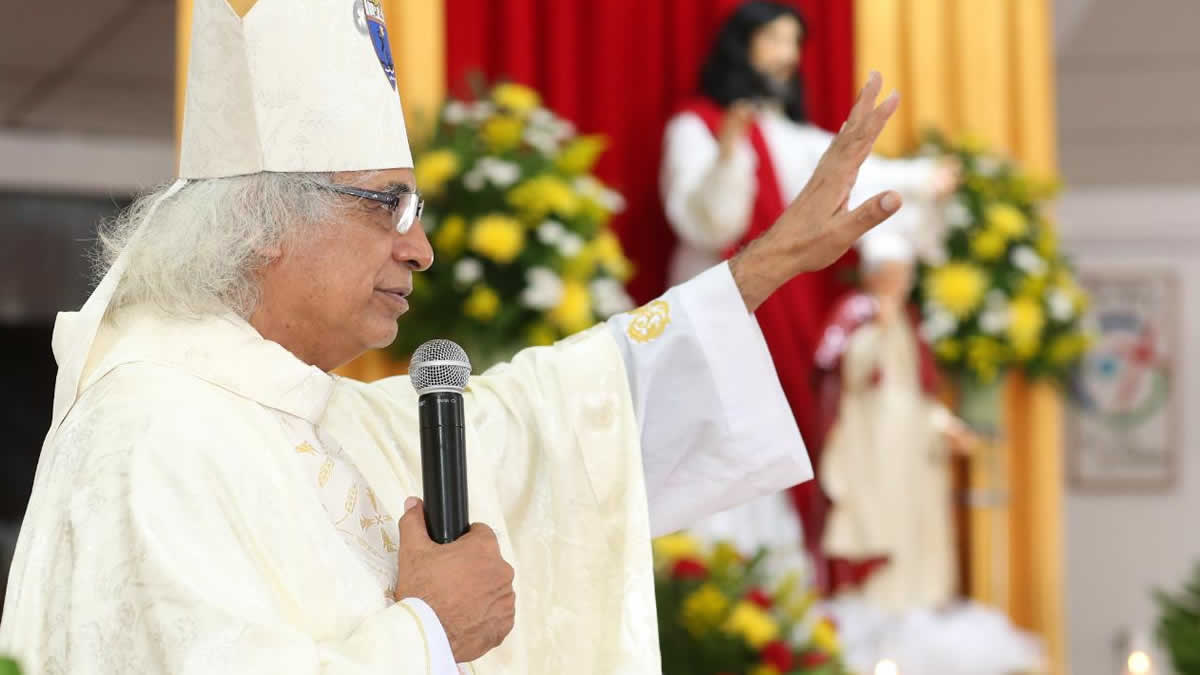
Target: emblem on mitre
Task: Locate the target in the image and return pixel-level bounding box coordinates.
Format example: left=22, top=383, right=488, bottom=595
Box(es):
left=361, top=0, right=397, bottom=90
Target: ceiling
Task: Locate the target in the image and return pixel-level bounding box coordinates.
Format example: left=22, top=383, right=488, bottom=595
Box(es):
left=0, top=0, right=174, bottom=138
left=1055, top=0, right=1200, bottom=186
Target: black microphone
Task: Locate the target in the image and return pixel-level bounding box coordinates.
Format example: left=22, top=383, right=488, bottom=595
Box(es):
left=409, top=339, right=472, bottom=544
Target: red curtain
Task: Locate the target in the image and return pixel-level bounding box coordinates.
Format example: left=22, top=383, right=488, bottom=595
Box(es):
left=444, top=0, right=856, bottom=303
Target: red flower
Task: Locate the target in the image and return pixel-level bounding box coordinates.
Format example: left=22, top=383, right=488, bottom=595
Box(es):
left=671, top=557, right=708, bottom=580
left=745, top=587, right=773, bottom=609
left=760, top=640, right=794, bottom=672
left=799, top=650, right=830, bottom=668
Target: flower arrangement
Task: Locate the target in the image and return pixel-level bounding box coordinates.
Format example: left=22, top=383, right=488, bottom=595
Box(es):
left=653, top=533, right=848, bottom=675
left=393, top=83, right=634, bottom=366
left=912, top=131, right=1091, bottom=384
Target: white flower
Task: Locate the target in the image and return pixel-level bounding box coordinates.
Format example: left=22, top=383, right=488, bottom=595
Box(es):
left=470, top=101, right=496, bottom=122
left=454, top=258, right=484, bottom=286
left=558, top=233, right=585, bottom=257
left=527, top=107, right=557, bottom=127
left=478, top=157, right=521, bottom=188
left=975, top=156, right=1003, bottom=177
left=552, top=119, right=576, bottom=141
left=986, top=289, right=1009, bottom=306
left=520, top=267, right=564, bottom=310
left=590, top=278, right=635, bottom=318
left=1011, top=246, right=1047, bottom=276
left=943, top=198, right=972, bottom=228
left=920, top=309, right=958, bottom=343
left=462, top=170, right=486, bottom=192
left=537, top=220, right=566, bottom=245
left=979, top=291, right=1011, bottom=335
left=979, top=308, right=1010, bottom=335
left=442, top=101, right=469, bottom=124
left=524, top=127, right=559, bottom=155
left=1047, top=289, right=1075, bottom=322
left=572, top=176, right=626, bottom=213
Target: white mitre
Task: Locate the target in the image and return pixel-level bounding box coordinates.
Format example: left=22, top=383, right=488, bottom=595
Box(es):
left=49, top=0, right=414, bottom=438
left=180, top=0, right=412, bottom=177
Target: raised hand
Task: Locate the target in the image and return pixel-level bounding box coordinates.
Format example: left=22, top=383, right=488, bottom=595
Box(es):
left=730, top=71, right=903, bottom=311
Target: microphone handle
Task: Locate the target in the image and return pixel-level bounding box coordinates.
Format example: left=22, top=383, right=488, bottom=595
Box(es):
left=418, top=391, right=469, bottom=543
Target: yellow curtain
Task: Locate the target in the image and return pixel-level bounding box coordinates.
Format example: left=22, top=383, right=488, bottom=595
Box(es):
left=854, top=1, right=1064, bottom=673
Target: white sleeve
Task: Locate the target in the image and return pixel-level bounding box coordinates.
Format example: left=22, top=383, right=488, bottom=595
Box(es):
left=855, top=152, right=940, bottom=201
left=660, top=112, right=758, bottom=252
left=607, top=262, right=812, bottom=536
left=399, top=598, right=460, bottom=675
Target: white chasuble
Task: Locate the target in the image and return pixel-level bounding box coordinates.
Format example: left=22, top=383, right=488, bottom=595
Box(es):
left=1, top=263, right=810, bottom=675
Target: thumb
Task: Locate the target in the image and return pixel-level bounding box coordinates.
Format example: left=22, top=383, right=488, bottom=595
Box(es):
left=844, top=190, right=902, bottom=239
left=397, top=497, right=432, bottom=548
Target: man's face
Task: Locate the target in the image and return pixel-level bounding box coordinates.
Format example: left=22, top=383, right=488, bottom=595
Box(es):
left=254, top=168, right=433, bottom=370
left=749, top=15, right=804, bottom=89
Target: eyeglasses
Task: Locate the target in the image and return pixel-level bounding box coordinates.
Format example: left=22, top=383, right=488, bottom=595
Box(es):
left=323, top=184, right=425, bottom=234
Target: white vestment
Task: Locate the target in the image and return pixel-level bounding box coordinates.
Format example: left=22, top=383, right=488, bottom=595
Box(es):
left=0, top=263, right=810, bottom=675
left=820, top=314, right=955, bottom=611
left=660, top=108, right=940, bottom=286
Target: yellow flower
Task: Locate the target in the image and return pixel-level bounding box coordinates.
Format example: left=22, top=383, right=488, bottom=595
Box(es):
left=985, top=202, right=1028, bottom=239
left=433, top=214, right=468, bottom=257
left=811, top=618, right=840, bottom=654
left=959, top=131, right=990, bottom=154
left=463, top=285, right=500, bottom=322
left=469, top=214, right=525, bottom=264
left=935, top=338, right=963, bottom=362
left=548, top=279, right=593, bottom=335
left=556, top=135, right=608, bottom=175
left=1018, top=273, right=1049, bottom=299
left=591, top=231, right=633, bottom=281
left=1047, top=332, right=1089, bottom=365
left=492, top=83, right=541, bottom=117
left=925, top=263, right=988, bottom=319
left=970, top=229, right=1008, bottom=261
left=481, top=115, right=525, bottom=152
left=748, top=666, right=781, bottom=675
left=966, top=336, right=1007, bottom=382
left=579, top=195, right=613, bottom=226
left=562, top=247, right=597, bottom=282
left=1008, top=295, right=1046, bottom=360
left=1036, top=219, right=1059, bottom=258
left=710, top=541, right=742, bottom=575
left=722, top=601, right=780, bottom=649
left=681, top=583, right=730, bottom=637
left=652, top=533, right=702, bottom=565
left=414, top=149, right=459, bottom=196
left=508, top=174, right=579, bottom=221
left=526, top=322, right=558, bottom=347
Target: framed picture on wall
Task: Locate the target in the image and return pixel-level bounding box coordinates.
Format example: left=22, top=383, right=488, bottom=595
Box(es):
left=1067, top=267, right=1179, bottom=493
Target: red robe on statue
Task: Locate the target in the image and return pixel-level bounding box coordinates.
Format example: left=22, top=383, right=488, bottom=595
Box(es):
left=679, top=99, right=861, bottom=593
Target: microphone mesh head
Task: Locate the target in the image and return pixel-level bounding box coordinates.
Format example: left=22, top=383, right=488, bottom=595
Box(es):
left=410, top=339, right=471, bottom=394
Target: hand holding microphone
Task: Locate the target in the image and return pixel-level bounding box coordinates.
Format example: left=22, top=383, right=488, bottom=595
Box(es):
left=399, top=340, right=515, bottom=661
left=393, top=497, right=516, bottom=663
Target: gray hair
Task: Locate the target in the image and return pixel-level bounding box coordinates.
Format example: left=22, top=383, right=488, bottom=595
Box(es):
left=98, top=171, right=338, bottom=318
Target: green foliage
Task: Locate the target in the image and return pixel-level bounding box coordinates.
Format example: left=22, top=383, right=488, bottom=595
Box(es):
left=1156, top=563, right=1200, bottom=674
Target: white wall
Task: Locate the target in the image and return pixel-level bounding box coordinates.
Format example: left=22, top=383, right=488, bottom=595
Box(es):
left=1055, top=0, right=1200, bottom=668
left=1059, top=189, right=1200, bottom=675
